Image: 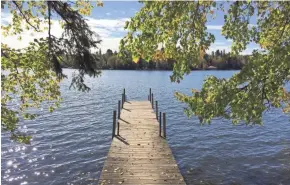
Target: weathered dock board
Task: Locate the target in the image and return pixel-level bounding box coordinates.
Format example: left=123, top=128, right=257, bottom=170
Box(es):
left=98, top=101, right=185, bottom=185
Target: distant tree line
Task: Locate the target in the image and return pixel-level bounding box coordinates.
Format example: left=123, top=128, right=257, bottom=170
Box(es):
left=200, top=49, right=249, bottom=70
left=61, top=49, right=249, bottom=70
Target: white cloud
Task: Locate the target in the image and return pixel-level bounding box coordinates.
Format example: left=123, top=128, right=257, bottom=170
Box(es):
left=106, top=12, right=111, bottom=16
left=241, top=47, right=261, bottom=55
left=1, top=12, right=129, bottom=53
left=1, top=12, right=11, bottom=25
left=1, top=12, right=63, bottom=49
left=1, top=12, right=258, bottom=55
left=99, top=37, right=122, bottom=52
left=207, top=25, right=223, bottom=30
left=85, top=17, right=129, bottom=31
left=248, top=24, right=257, bottom=28
left=91, top=27, right=111, bottom=38
left=212, top=41, right=228, bottom=46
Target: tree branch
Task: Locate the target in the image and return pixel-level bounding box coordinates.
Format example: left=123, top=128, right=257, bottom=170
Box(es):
left=1, top=50, right=9, bottom=58
left=48, top=1, right=52, bottom=57
left=12, top=1, right=40, bottom=32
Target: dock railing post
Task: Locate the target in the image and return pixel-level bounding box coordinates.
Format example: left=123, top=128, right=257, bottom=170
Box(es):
left=117, top=120, right=120, bottom=136
left=118, top=100, right=121, bottom=119
left=123, top=88, right=126, bottom=102
left=122, top=91, right=126, bottom=108
left=155, top=101, right=158, bottom=120
left=151, top=94, right=154, bottom=108
left=159, top=112, right=162, bottom=136
left=163, top=112, right=166, bottom=138
left=121, top=94, right=124, bottom=108
left=149, top=88, right=151, bottom=102
left=112, top=110, right=116, bottom=139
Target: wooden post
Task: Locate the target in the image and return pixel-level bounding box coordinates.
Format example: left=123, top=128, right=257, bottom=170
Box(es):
left=155, top=101, right=158, bottom=120
left=121, top=94, right=124, bottom=108
left=159, top=112, right=162, bottom=136
left=151, top=93, right=154, bottom=108
left=123, top=93, right=125, bottom=105
left=117, top=120, right=120, bottom=136
left=163, top=112, right=166, bottom=138
left=112, top=110, right=116, bottom=139
left=148, top=95, right=149, bottom=101
left=118, top=100, right=121, bottom=119
left=149, top=88, right=151, bottom=102
left=123, top=88, right=126, bottom=101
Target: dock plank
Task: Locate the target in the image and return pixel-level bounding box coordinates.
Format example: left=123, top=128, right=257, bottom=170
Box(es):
left=98, top=101, right=185, bottom=185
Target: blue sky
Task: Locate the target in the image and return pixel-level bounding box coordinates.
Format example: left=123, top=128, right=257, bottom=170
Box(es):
left=1, top=1, right=258, bottom=54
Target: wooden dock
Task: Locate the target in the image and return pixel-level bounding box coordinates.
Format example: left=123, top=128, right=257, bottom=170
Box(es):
left=98, top=90, right=185, bottom=185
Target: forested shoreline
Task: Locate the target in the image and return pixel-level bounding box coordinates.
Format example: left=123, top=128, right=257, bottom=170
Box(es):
left=62, top=49, right=249, bottom=70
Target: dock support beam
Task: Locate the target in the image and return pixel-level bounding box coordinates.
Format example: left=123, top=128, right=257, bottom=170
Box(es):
left=118, top=100, right=121, bottom=119
left=155, top=101, right=158, bottom=120
left=151, top=94, right=154, bottom=108
left=159, top=112, right=162, bottom=136
left=149, top=88, right=151, bottom=102
left=163, top=112, right=166, bottom=138
left=112, top=110, right=116, bottom=138
left=117, top=120, right=120, bottom=136
left=122, top=94, right=124, bottom=108
left=121, top=95, right=123, bottom=108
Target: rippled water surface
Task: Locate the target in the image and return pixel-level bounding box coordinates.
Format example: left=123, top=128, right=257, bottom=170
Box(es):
left=2, top=70, right=290, bottom=185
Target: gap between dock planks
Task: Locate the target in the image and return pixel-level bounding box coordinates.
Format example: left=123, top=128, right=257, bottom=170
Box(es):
left=98, top=101, right=186, bottom=185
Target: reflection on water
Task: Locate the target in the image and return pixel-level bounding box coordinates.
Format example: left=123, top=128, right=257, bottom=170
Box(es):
left=1, top=70, right=290, bottom=185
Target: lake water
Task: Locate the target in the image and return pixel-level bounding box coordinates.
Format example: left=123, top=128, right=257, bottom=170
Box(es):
left=1, top=70, right=290, bottom=185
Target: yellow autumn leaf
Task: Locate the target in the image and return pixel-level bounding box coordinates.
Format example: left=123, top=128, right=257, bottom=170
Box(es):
left=192, top=89, right=200, bottom=93
left=96, top=0, right=103, bottom=7
left=132, top=56, right=139, bottom=63
left=199, top=48, right=205, bottom=58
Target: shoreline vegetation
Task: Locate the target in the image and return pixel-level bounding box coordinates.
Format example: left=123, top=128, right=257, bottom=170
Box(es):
left=62, top=49, right=249, bottom=71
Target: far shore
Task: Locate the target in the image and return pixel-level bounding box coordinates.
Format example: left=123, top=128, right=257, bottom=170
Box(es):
left=63, top=66, right=241, bottom=71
